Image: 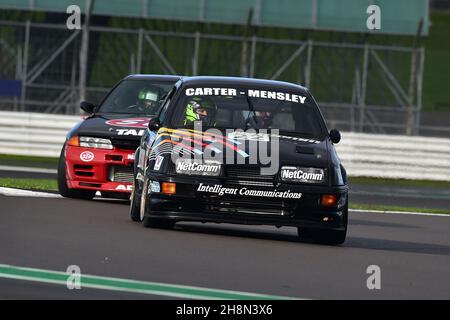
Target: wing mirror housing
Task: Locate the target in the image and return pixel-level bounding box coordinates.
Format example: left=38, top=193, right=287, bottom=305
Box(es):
left=148, top=117, right=161, bottom=131
left=329, top=129, right=341, bottom=144
left=80, top=101, right=96, bottom=114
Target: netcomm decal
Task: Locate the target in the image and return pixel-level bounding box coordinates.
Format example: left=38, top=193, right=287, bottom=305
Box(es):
left=197, top=183, right=302, bottom=199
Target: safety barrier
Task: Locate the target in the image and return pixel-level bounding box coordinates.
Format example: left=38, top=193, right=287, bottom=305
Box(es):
left=335, top=132, right=450, bottom=181
left=0, top=111, right=81, bottom=158
left=1, top=111, right=449, bottom=181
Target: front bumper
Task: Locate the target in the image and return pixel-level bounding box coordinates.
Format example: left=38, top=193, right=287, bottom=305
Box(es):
left=64, top=145, right=135, bottom=193
left=143, top=174, right=348, bottom=230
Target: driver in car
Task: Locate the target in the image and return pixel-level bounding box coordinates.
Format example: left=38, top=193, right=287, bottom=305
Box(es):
left=183, top=98, right=217, bottom=126
left=135, top=87, right=161, bottom=113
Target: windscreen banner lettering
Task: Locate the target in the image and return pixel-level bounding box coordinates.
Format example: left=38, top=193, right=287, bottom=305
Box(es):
left=185, top=88, right=306, bottom=104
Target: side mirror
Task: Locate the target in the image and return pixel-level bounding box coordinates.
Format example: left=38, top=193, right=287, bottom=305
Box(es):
left=148, top=117, right=161, bottom=131
left=80, top=101, right=96, bottom=114
left=329, top=129, right=341, bottom=144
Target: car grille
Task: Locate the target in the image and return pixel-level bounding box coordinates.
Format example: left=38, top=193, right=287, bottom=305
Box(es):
left=110, top=138, right=139, bottom=150
left=110, top=165, right=134, bottom=183
left=225, top=166, right=276, bottom=187
left=73, top=164, right=94, bottom=177
left=205, top=196, right=294, bottom=216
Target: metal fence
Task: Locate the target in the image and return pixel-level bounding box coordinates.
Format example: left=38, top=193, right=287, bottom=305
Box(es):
left=0, top=20, right=426, bottom=136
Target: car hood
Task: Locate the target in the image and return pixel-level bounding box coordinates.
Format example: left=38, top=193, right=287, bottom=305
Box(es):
left=151, top=128, right=329, bottom=168
left=76, top=113, right=151, bottom=141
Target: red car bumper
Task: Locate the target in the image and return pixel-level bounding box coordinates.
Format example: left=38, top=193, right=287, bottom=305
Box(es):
left=64, top=145, right=135, bottom=193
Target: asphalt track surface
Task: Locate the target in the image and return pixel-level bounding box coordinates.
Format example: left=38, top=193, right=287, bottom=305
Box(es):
left=1, top=194, right=449, bottom=299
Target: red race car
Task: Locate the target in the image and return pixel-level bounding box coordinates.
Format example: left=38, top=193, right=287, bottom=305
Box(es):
left=57, top=74, right=181, bottom=199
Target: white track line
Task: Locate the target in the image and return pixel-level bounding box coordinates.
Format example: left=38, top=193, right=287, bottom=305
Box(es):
left=0, top=165, right=56, bottom=174
left=350, top=208, right=449, bottom=217
left=0, top=187, right=61, bottom=198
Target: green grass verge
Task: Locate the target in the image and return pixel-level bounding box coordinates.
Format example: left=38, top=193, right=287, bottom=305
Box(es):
left=348, top=176, right=450, bottom=189
left=0, top=178, right=57, bottom=191
left=350, top=203, right=450, bottom=215
left=0, top=154, right=58, bottom=169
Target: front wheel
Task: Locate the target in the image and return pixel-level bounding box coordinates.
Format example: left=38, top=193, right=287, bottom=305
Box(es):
left=129, top=179, right=141, bottom=222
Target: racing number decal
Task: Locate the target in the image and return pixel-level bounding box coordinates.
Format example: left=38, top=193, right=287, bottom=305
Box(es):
left=153, top=156, right=164, bottom=171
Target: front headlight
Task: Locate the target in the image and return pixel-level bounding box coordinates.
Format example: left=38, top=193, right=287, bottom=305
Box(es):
left=280, top=166, right=325, bottom=184
left=79, top=136, right=113, bottom=150
left=175, top=159, right=221, bottom=176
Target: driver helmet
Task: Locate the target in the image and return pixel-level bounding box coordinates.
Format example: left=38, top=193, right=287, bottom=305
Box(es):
left=137, top=87, right=160, bottom=112
left=184, top=99, right=216, bottom=125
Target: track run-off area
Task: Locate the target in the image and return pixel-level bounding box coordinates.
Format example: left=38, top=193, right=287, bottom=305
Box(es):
left=0, top=189, right=449, bottom=299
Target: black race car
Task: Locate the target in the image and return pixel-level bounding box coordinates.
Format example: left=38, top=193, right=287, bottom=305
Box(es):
left=58, top=74, right=181, bottom=200
left=130, top=76, right=348, bottom=244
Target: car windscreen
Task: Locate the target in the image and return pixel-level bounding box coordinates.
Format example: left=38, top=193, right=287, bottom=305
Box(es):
left=98, top=80, right=174, bottom=115
left=171, top=86, right=325, bottom=138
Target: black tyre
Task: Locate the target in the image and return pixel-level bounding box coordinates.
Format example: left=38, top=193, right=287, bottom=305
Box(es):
left=57, top=145, right=96, bottom=200
left=129, top=179, right=141, bottom=222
